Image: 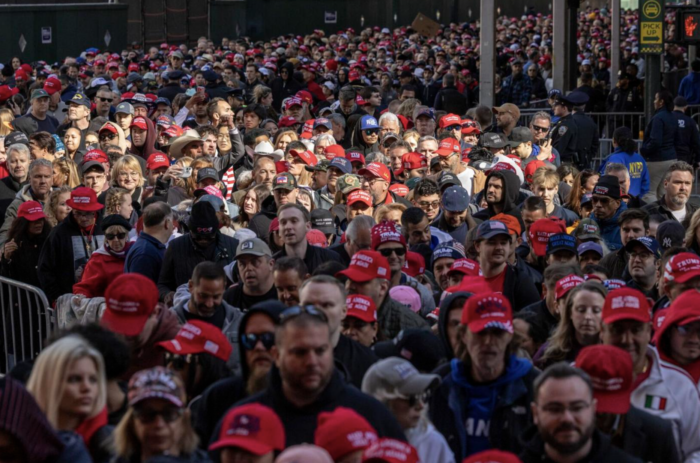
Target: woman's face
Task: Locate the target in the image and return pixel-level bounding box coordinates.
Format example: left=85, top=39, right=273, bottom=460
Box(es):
left=11, top=58, right=20, bottom=70
left=64, top=129, right=81, bottom=151
left=562, top=173, right=574, bottom=187
left=384, top=209, right=403, bottom=226
left=277, top=134, right=292, bottom=152
left=133, top=398, right=185, bottom=458
left=297, top=192, right=312, bottom=212
left=389, top=396, right=424, bottom=430
left=0, top=143, right=7, bottom=164
left=85, top=134, right=99, bottom=147
left=28, top=219, right=44, bottom=236
left=583, top=174, right=599, bottom=193
left=342, top=317, right=377, bottom=347
left=261, top=93, right=273, bottom=106
left=117, top=168, right=140, bottom=192
left=264, top=121, right=278, bottom=138
left=404, top=136, right=417, bottom=151
left=105, top=225, right=128, bottom=252
left=217, top=127, right=232, bottom=152
left=53, top=166, right=66, bottom=187
left=315, top=139, right=331, bottom=156
left=243, top=190, right=258, bottom=215
left=285, top=154, right=304, bottom=176
left=119, top=196, right=133, bottom=220
left=131, top=127, right=147, bottom=147
left=56, top=192, right=72, bottom=223
left=361, top=128, right=379, bottom=146
left=59, top=356, right=99, bottom=425
left=571, top=289, right=604, bottom=344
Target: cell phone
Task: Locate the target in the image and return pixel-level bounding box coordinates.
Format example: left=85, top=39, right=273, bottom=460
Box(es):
left=197, top=86, right=205, bottom=95
left=179, top=167, right=193, bottom=178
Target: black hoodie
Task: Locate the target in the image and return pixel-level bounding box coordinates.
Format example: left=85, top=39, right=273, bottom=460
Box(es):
left=520, top=427, right=643, bottom=463
left=193, top=301, right=286, bottom=446
left=438, top=291, right=472, bottom=359
left=473, top=170, right=525, bottom=230
left=270, top=62, right=304, bottom=112
left=349, top=122, right=380, bottom=155
left=248, top=194, right=277, bottom=242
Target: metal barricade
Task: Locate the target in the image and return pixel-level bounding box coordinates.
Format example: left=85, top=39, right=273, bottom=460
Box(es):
left=0, top=276, right=54, bottom=374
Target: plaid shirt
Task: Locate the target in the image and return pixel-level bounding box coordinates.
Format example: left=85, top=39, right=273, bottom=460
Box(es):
left=377, top=297, right=429, bottom=340
left=501, top=74, right=532, bottom=106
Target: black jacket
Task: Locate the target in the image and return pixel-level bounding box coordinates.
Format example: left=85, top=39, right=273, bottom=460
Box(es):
left=157, top=232, right=237, bottom=300
left=473, top=171, right=525, bottom=231
left=642, top=196, right=699, bottom=229
left=270, top=62, right=304, bottom=112
left=334, top=334, right=378, bottom=389
left=598, top=247, right=628, bottom=280
left=38, top=213, right=105, bottom=304
left=328, top=241, right=351, bottom=267
left=641, top=107, right=678, bottom=163
left=1, top=234, right=46, bottom=287
left=219, top=366, right=406, bottom=447
left=672, top=109, right=700, bottom=165
left=502, top=263, right=541, bottom=312
left=437, top=291, right=472, bottom=359
left=248, top=195, right=277, bottom=243
left=572, top=111, right=600, bottom=169
left=434, top=85, right=467, bottom=115
left=157, top=83, right=186, bottom=104
left=618, top=405, right=681, bottom=463
left=520, top=299, right=558, bottom=335
left=272, top=242, right=342, bottom=272
left=520, top=427, right=643, bottom=463
left=0, top=175, right=23, bottom=230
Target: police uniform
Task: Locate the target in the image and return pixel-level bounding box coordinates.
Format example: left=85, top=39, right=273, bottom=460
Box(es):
left=569, top=91, right=600, bottom=170
left=551, top=94, right=579, bottom=165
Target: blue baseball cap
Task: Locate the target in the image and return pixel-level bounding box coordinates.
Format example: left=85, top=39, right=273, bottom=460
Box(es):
left=476, top=220, right=511, bottom=241
left=430, top=242, right=466, bottom=268
left=577, top=241, right=603, bottom=257
left=360, top=115, right=379, bottom=130
left=442, top=186, right=470, bottom=212
left=546, top=233, right=577, bottom=255
left=313, top=118, right=332, bottom=130
left=625, top=236, right=660, bottom=258
left=328, top=157, right=352, bottom=175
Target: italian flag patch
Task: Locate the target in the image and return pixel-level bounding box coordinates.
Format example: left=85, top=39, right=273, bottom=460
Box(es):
left=644, top=395, right=667, bottom=411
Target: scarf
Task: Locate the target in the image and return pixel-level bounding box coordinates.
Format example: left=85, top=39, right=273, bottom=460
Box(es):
left=105, top=240, right=133, bottom=259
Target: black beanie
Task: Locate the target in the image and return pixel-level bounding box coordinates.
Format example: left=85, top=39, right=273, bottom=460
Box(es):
left=188, top=201, right=219, bottom=234
left=592, top=175, right=621, bottom=200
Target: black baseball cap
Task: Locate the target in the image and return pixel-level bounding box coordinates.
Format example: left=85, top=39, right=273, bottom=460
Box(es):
left=373, top=329, right=446, bottom=373
left=196, top=167, right=219, bottom=183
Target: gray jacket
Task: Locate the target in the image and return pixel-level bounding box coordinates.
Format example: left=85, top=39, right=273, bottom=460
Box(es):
left=0, top=185, right=41, bottom=247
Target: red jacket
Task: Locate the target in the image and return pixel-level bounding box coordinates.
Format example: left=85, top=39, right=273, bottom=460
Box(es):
left=72, top=247, right=127, bottom=298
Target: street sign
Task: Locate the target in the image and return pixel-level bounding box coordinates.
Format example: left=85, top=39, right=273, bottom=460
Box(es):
left=18, top=34, right=26, bottom=53
left=640, top=0, right=663, bottom=54
left=324, top=11, right=337, bottom=24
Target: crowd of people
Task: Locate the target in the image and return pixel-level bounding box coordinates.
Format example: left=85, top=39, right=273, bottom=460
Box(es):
left=3, top=5, right=700, bottom=463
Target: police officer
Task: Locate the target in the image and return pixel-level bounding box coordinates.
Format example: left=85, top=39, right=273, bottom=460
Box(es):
left=157, top=70, right=187, bottom=103
left=570, top=91, right=600, bottom=170
left=672, top=96, right=700, bottom=167
left=551, top=93, right=579, bottom=165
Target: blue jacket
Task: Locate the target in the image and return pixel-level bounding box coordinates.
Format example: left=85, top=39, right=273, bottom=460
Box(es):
left=501, top=74, right=532, bottom=107
left=679, top=72, right=700, bottom=105
left=640, top=108, right=677, bottom=162
left=599, top=148, right=650, bottom=197
left=124, top=231, right=166, bottom=284
left=592, top=201, right=628, bottom=251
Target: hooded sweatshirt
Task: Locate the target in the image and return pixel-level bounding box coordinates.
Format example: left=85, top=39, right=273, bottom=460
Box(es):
left=128, top=115, right=157, bottom=160
left=350, top=123, right=380, bottom=155
left=99, top=121, right=127, bottom=153
left=473, top=170, right=525, bottom=230
left=438, top=291, right=472, bottom=359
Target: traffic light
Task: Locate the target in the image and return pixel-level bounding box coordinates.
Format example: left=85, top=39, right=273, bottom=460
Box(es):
left=670, top=6, right=700, bottom=44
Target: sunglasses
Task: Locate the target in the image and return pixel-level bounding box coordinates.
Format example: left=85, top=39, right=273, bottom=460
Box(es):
left=105, top=232, right=127, bottom=240
left=192, top=232, right=216, bottom=242
left=99, top=133, right=117, bottom=141
left=532, top=125, right=549, bottom=132
left=133, top=406, right=184, bottom=424
left=280, top=305, right=329, bottom=324
left=379, top=247, right=406, bottom=257
left=165, top=352, right=194, bottom=370
left=241, top=332, right=275, bottom=350
left=406, top=390, right=432, bottom=407
left=364, top=129, right=380, bottom=136
left=444, top=125, right=461, bottom=131
left=462, top=120, right=480, bottom=129
left=97, top=97, right=114, bottom=103
left=592, top=196, right=612, bottom=205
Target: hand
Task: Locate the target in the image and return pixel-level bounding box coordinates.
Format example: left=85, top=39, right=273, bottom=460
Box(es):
left=185, top=93, right=204, bottom=110
left=163, top=164, right=183, bottom=181
left=470, top=167, right=487, bottom=195
left=224, top=113, right=235, bottom=129
left=164, top=291, right=175, bottom=307
left=8, top=100, right=20, bottom=117
left=537, top=138, right=553, bottom=161
left=3, top=240, right=17, bottom=259
left=75, top=265, right=84, bottom=280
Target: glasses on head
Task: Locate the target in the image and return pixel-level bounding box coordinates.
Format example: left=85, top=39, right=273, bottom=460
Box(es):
left=133, top=406, right=184, bottom=424
left=105, top=232, right=127, bottom=241
left=280, top=305, right=329, bottom=325
left=99, top=133, right=117, bottom=141
left=532, top=125, right=549, bottom=132
left=418, top=200, right=440, bottom=210
left=96, top=97, right=114, bottom=103
left=462, top=120, right=480, bottom=129
left=379, top=247, right=407, bottom=257
left=241, top=332, right=275, bottom=350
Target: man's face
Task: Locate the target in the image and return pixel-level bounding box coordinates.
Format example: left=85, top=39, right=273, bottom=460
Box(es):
left=591, top=195, right=619, bottom=221
left=443, top=208, right=467, bottom=228
left=275, top=323, right=334, bottom=398
left=134, top=105, right=149, bottom=118
left=273, top=188, right=298, bottom=207
left=311, top=169, right=327, bottom=190
left=579, top=251, right=601, bottom=270
left=188, top=277, right=225, bottom=318
left=345, top=278, right=386, bottom=308
left=279, top=208, right=310, bottom=246
left=346, top=202, right=373, bottom=221
left=405, top=217, right=431, bottom=246
left=670, top=321, right=700, bottom=365
left=68, top=103, right=89, bottom=121
left=95, top=91, right=113, bottom=114
left=532, top=377, right=596, bottom=457
left=377, top=243, right=406, bottom=275
left=666, top=276, right=700, bottom=301
left=496, top=111, right=514, bottom=129
left=476, top=236, right=511, bottom=267
left=665, top=171, right=693, bottom=209
left=184, top=142, right=204, bottom=158
left=389, top=148, right=408, bottom=172
left=254, top=159, right=276, bottom=187
left=415, top=116, right=435, bottom=136
left=147, top=166, right=168, bottom=186
left=601, top=320, right=651, bottom=372
left=414, top=193, right=441, bottom=221
left=246, top=65, right=257, bottom=82
left=400, top=90, right=416, bottom=101
left=362, top=176, right=387, bottom=203
left=379, top=119, right=400, bottom=137
left=300, top=282, right=347, bottom=338
left=547, top=250, right=577, bottom=266
left=534, top=183, right=557, bottom=207
left=486, top=178, right=504, bottom=205
left=115, top=112, right=133, bottom=131
left=274, top=269, right=305, bottom=307
left=610, top=171, right=630, bottom=196
left=522, top=209, right=546, bottom=233
left=628, top=244, right=656, bottom=282
left=620, top=219, right=646, bottom=246
left=238, top=254, right=273, bottom=292
left=72, top=210, right=96, bottom=228
left=244, top=313, right=277, bottom=376
left=464, top=327, right=513, bottom=373
left=433, top=257, right=456, bottom=290
left=418, top=140, right=439, bottom=160
left=32, top=96, right=49, bottom=114
left=83, top=170, right=106, bottom=194
left=30, top=166, right=53, bottom=197
left=202, top=134, right=217, bottom=156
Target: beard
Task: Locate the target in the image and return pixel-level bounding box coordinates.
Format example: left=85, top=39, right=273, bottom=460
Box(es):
left=670, top=193, right=688, bottom=208
left=246, top=363, right=271, bottom=395
left=540, top=420, right=595, bottom=455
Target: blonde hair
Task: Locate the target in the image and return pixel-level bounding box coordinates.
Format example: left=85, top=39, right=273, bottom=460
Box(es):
left=685, top=208, right=700, bottom=250
left=113, top=375, right=199, bottom=459
left=402, top=129, right=420, bottom=147
left=27, top=335, right=107, bottom=429
left=186, top=157, right=214, bottom=197
left=105, top=187, right=131, bottom=216
left=274, top=129, right=298, bottom=150
left=253, top=85, right=272, bottom=104
left=44, top=186, right=73, bottom=227
left=531, top=169, right=560, bottom=189
left=374, top=203, right=406, bottom=224
left=0, top=108, right=15, bottom=136
left=52, top=157, right=81, bottom=188
left=397, top=98, right=420, bottom=120
left=111, top=154, right=145, bottom=188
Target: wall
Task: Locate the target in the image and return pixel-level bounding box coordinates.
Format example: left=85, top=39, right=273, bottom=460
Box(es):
left=0, top=4, right=127, bottom=64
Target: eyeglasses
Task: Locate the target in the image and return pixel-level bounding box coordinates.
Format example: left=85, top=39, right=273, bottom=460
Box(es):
left=280, top=305, right=329, bottom=324
left=539, top=401, right=592, bottom=416
left=118, top=172, right=140, bottom=179
left=629, top=251, right=654, bottom=261
left=96, top=97, right=114, bottom=103
left=532, top=125, right=549, bottom=132
left=364, top=129, right=380, bottom=136
left=105, top=232, right=127, bottom=241
left=99, top=133, right=117, bottom=141
left=591, top=196, right=611, bottom=205
left=241, top=332, right=276, bottom=350
left=379, top=247, right=407, bottom=257
left=418, top=201, right=440, bottom=210
left=444, top=125, right=461, bottom=131
left=133, top=406, right=184, bottom=424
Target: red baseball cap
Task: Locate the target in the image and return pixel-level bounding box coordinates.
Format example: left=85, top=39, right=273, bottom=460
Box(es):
left=0, top=85, right=19, bottom=102
left=346, top=295, right=378, bottom=322
left=147, top=152, right=170, bottom=170
left=278, top=116, right=299, bottom=128
left=402, top=251, right=425, bottom=277
left=101, top=273, right=159, bottom=337
left=461, top=119, right=482, bottom=135
left=128, top=63, right=139, bottom=72
left=347, top=190, right=372, bottom=207
left=361, top=438, right=419, bottom=463
left=402, top=152, right=427, bottom=170
left=462, top=292, right=514, bottom=333
left=524, top=160, right=547, bottom=184
left=130, top=116, right=148, bottom=131
left=389, top=183, right=409, bottom=197
left=602, top=287, right=651, bottom=325
left=435, top=138, right=460, bottom=157
left=14, top=69, right=28, bottom=81
left=209, top=404, right=285, bottom=454
left=358, top=162, right=390, bottom=182
left=371, top=220, right=406, bottom=250
left=315, top=407, right=378, bottom=460
left=336, top=250, right=391, bottom=282
left=43, top=77, right=61, bottom=95
left=664, top=252, right=700, bottom=285
left=66, top=186, right=104, bottom=212
left=289, top=149, right=318, bottom=167
left=307, top=229, right=328, bottom=248
left=284, top=97, right=303, bottom=110
left=349, top=70, right=361, bottom=82
left=99, top=124, right=117, bottom=134
left=157, top=320, right=232, bottom=362
left=269, top=217, right=280, bottom=233
left=296, top=90, right=313, bottom=105
left=555, top=274, right=585, bottom=301
left=439, top=113, right=462, bottom=128
left=653, top=289, right=700, bottom=345
left=356, top=94, right=370, bottom=106
left=324, top=144, right=345, bottom=160
left=17, top=200, right=46, bottom=222
left=528, top=218, right=567, bottom=257
left=463, top=450, right=522, bottom=463
left=575, top=345, right=633, bottom=414
left=347, top=150, right=366, bottom=165
left=83, top=149, right=109, bottom=164
left=448, top=258, right=481, bottom=277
